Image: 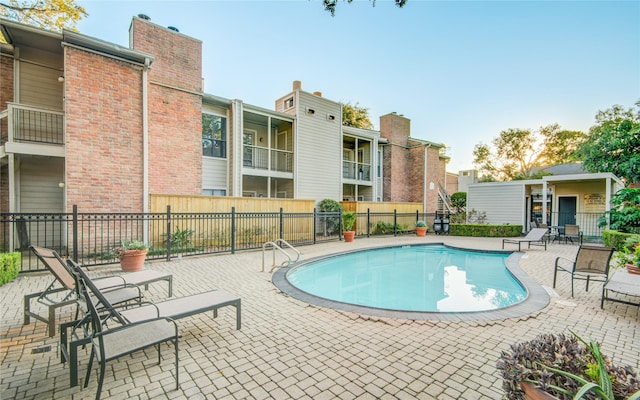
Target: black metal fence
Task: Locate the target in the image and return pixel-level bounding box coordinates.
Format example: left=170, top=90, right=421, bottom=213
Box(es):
left=1, top=206, right=431, bottom=272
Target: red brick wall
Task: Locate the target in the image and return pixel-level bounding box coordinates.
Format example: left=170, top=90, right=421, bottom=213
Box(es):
left=380, top=113, right=448, bottom=212
left=0, top=53, right=13, bottom=213
left=380, top=113, right=411, bottom=202
left=64, top=47, right=144, bottom=213
left=131, top=18, right=202, bottom=195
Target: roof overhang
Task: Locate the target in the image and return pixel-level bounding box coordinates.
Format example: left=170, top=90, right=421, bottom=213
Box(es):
left=1, top=17, right=62, bottom=54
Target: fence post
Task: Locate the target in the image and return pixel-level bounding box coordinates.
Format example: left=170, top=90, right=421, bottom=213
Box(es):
left=166, top=205, right=172, bottom=261
left=72, top=204, right=78, bottom=261
left=279, top=208, right=284, bottom=240
left=394, top=209, right=397, bottom=237
left=367, top=208, right=371, bottom=237
left=313, top=208, right=317, bottom=244
left=231, top=207, right=236, bottom=254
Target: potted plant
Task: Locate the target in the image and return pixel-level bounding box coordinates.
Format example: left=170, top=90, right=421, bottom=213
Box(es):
left=415, top=220, right=428, bottom=237
left=342, top=211, right=357, bottom=243
left=625, top=244, right=640, bottom=274
left=114, top=240, right=149, bottom=272
left=497, top=331, right=640, bottom=400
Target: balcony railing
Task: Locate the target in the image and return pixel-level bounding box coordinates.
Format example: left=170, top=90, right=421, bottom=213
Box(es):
left=243, top=145, right=293, bottom=173
left=343, top=161, right=371, bottom=181
left=0, top=103, right=64, bottom=146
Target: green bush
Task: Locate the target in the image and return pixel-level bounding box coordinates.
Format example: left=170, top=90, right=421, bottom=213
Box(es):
left=0, top=252, right=21, bottom=286
left=602, top=229, right=640, bottom=251
left=449, top=224, right=522, bottom=237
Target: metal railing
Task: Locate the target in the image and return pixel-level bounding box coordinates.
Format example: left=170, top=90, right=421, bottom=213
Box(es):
left=1, top=103, right=64, bottom=145
left=243, top=145, right=293, bottom=173
left=342, top=161, right=371, bottom=181
left=1, top=206, right=431, bottom=272
left=548, top=212, right=604, bottom=240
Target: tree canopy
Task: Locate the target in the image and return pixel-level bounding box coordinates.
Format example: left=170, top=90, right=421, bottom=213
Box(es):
left=579, top=102, right=640, bottom=185
left=342, top=102, right=374, bottom=130
left=473, top=124, right=586, bottom=181
left=323, top=0, right=407, bottom=16
left=0, top=0, right=87, bottom=35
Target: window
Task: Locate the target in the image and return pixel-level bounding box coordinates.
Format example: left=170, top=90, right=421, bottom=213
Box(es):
left=202, top=113, right=227, bottom=158
left=202, top=189, right=226, bottom=196
left=284, top=97, right=294, bottom=109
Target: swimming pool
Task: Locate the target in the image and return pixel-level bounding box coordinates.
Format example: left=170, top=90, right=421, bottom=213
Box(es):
left=273, top=243, right=550, bottom=321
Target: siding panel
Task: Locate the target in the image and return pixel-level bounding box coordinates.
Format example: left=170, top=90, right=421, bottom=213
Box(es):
left=468, top=183, right=524, bottom=228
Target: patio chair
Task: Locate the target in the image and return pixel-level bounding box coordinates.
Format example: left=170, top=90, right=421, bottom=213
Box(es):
left=562, top=224, right=583, bottom=244
left=26, top=246, right=145, bottom=337
left=601, top=269, right=640, bottom=308
left=62, top=259, right=241, bottom=387
left=502, top=228, right=548, bottom=251
left=553, top=245, right=613, bottom=297
left=73, top=262, right=179, bottom=400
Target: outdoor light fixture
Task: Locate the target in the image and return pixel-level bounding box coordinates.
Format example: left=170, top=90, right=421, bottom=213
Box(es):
left=58, top=76, right=64, bottom=83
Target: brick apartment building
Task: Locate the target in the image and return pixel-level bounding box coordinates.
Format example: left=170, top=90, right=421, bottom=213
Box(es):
left=1, top=16, right=452, bottom=222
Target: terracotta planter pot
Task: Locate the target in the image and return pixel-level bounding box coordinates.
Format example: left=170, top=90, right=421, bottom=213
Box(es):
left=119, top=249, right=148, bottom=272
left=626, top=263, right=640, bottom=275
left=519, top=382, right=559, bottom=400
left=416, top=227, right=427, bottom=237
left=343, top=231, right=355, bottom=242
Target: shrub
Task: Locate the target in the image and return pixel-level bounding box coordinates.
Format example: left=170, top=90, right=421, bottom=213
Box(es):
left=602, top=230, right=640, bottom=251
left=600, top=188, right=640, bottom=234
left=450, top=224, right=522, bottom=237
left=0, top=252, right=21, bottom=286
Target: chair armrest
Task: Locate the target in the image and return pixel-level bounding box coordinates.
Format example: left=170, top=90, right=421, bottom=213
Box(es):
left=554, top=256, right=574, bottom=268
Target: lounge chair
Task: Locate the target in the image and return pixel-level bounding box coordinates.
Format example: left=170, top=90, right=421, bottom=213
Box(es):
left=601, top=269, right=640, bottom=308
left=62, top=259, right=241, bottom=388
left=26, top=245, right=155, bottom=337
left=502, top=228, right=548, bottom=251
left=73, top=262, right=179, bottom=400
left=553, top=245, right=613, bottom=297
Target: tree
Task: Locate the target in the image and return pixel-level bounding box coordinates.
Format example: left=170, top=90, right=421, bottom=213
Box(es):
left=323, top=0, right=407, bottom=16
left=0, top=0, right=87, bottom=34
left=342, top=102, right=374, bottom=130
left=473, top=124, right=586, bottom=181
left=579, top=102, right=640, bottom=185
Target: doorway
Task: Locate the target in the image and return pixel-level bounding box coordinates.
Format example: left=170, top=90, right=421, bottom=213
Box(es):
left=557, top=196, right=577, bottom=226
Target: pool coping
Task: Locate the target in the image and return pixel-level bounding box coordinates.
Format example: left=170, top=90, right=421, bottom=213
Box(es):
left=272, top=242, right=550, bottom=322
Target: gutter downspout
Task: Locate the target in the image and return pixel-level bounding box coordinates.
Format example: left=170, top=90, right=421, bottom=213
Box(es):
left=142, top=57, right=150, bottom=241
left=423, top=144, right=431, bottom=214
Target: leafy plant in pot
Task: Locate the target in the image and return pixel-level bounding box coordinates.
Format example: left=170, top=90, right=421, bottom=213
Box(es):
left=415, top=220, right=428, bottom=237
left=497, top=331, right=640, bottom=400
left=114, top=240, right=149, bottom=272
left=625, top=243, right=640, bottom=275
left=342, top=211, right=357, bottom=242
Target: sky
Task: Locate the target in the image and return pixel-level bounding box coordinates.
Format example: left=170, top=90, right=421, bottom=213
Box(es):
left=74, top=0, right=640, bottom=172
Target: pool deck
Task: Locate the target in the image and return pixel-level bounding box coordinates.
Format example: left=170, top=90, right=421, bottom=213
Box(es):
left=1, top=235, right=639, bottom=399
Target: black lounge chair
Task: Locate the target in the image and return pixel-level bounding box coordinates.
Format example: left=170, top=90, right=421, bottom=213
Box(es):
left=26, top=246, right=148, bottom=337
left=502, top=228, right=548, bottom=251
left=73, top=261, right=179, bottom=400
left=62, top=260, right=241, bottom=388
left=553, top=245, right=613, bottom=297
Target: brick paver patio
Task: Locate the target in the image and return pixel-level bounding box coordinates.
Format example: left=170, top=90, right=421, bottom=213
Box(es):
left=1, top=235, right=638, bottom=399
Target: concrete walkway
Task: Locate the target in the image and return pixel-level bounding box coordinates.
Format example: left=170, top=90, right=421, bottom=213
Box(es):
left=1, top=235, right=638, bottom=399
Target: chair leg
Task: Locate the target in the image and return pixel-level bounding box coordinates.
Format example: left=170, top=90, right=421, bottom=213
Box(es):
left=84, top=348, right=95, bottom=388
left=571, top=275, right=575, bottom=297
left=96, top=361, right=106, bottom=400
left=175, top=337, right=179, bottom=390
left=586, top=276, right=590, bottom=292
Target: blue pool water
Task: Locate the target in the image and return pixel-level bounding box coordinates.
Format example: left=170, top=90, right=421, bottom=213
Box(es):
left=286, top=245, right=527, bottom=313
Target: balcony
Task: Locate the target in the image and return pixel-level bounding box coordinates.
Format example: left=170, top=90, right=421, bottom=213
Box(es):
left=343, top=161, right=371, bottom=182
left=243, top=145, right=293, bottom=173
left=1, top=103, right=64, bottom=149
